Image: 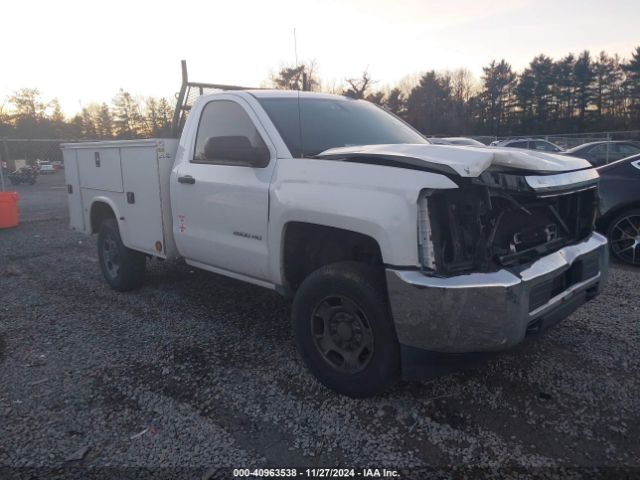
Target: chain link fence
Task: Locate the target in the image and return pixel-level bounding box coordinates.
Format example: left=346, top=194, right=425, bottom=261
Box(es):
left=0, top=138, right=70, bottom=190
left=472, top=130, right=640, bottom=148
left=2, top=128, right=640, bottom=188
left=1, top=138, right=68, bottom=169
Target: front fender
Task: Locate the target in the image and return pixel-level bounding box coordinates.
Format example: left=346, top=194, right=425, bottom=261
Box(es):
left=268, top=158, right=458, bottom=284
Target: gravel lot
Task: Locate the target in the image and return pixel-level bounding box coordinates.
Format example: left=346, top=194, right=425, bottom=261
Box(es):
left=1, top=173, right=638, bottom=478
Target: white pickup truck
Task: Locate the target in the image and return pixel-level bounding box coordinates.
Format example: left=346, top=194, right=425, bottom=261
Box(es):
left=63, top=86, right=608, bottom=397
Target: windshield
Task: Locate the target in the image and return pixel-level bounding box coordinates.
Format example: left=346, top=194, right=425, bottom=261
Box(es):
left=257, top=97, right=428, bottom=157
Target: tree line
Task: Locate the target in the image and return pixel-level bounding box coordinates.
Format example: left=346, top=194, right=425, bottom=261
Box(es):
left=1, top=46, right=639, bottom=141
left=0, top=89, right=174, bottom=140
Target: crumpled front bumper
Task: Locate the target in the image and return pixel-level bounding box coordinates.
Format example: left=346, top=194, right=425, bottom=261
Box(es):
left=386, top=232, right=609, bottom=354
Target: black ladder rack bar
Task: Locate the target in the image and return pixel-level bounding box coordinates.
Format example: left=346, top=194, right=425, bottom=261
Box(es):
left=170, top=60, right=258, bottom=137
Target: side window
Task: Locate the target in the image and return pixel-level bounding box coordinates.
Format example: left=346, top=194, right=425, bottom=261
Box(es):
left=193, top=100, right=269, bottom=167
left=590, top=144, right=608, bottom=155
left=509, top=141, right=528, bottom=149
left=533, top=141, right=557, bottom=152
left=615, top=143, right=640, bottom=155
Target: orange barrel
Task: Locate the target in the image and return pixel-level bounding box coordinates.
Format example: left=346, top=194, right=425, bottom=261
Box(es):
left=0, top=191, right=19, bottom=228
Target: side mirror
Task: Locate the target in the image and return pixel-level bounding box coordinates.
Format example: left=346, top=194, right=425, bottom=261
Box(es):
left=203, top=136, right=269, bottom=167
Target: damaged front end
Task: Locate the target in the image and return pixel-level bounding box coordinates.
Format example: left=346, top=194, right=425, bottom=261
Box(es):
left=419, top=168, right=600, bottom=275
left=387, top=166, right=607, bottom=358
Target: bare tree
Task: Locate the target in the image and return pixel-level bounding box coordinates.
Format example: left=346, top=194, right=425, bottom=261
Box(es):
left=9, top=88, right=46, bottom=120
left=451, top=69, right=476, bottom=104
left=343, top=69, right=374, bottom=99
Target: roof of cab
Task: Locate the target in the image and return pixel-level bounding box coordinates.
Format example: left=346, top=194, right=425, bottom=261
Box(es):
left=198, top=89, right=352, bottom=101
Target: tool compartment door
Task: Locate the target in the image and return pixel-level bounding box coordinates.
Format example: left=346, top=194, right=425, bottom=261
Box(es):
left=120, top=145, right=165, bottom=256
left=77, top=147, right=123, bottom=192
left=62, top=148, right=86, bottom=232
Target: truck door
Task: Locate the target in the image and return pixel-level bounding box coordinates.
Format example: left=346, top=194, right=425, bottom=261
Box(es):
left=171, top=98, right=276, bottom=281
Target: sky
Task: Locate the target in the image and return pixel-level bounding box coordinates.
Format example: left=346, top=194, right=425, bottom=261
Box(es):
left=2, top=0, right=639, bottom=116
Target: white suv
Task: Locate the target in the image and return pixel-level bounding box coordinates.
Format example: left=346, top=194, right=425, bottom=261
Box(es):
left=490, top=138, right=564, bottom=153
left=38, top=163, right=56, bottom=174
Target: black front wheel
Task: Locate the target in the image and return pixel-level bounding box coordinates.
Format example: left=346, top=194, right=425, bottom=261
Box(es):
left=608, top=209, right=640, bottom=266
left=292, top=262, right=400, bottom=398
left=97, top=218, right=146, bottom=291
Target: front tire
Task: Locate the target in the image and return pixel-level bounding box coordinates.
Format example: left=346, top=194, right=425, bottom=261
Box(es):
left=292, top=262, right=400, bottom=398
left=607, top=209, right=640, bottom=266
left=97, top=218, right=146, bottom=291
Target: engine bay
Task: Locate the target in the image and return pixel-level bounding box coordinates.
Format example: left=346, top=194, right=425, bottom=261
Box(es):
left=423, top=173, right=598, bottom=275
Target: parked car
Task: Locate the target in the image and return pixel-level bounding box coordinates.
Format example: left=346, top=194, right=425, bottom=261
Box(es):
left=8, top=167, right=38, bottom=185
left=596, top=154, right=640, bottom=266
left=38, top=163, right=56, bottom=174
left=62, top=70, right=608, bottom=397
left=562, top=141, right=640, bottom=167
left=430, top=137, right=485, bottom=146
left=490, top=138, right=564, bottom=153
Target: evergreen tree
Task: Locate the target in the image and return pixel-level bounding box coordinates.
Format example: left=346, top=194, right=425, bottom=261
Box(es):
left=80, top=107, right=97, bottom=139
left=157, top=98, right=174, bottom=136
left=406, top=71, right=453, bottom=134
left=384, top=88, right=406, bottom=116
left=145, top=97, right=160, bottom=136
left=271, top=61, right=320, bottom=91
left=112, top=89, right=144, bottom=138
left=97, top=103, right=113, bottom=138
left=554, top=53, right=576, bottom=126
left=574, top=51, right=595, bottom=127
left=623, top=47, right=640, bottom=125
left=480, top=60, right=516, bottom=135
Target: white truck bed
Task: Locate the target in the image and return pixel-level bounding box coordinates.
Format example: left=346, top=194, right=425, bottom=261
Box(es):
left=62, top=139, right=179, bottom=259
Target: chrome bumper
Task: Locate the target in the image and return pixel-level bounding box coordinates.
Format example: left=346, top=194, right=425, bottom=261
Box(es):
left=386, top=232, right=609, bottom=353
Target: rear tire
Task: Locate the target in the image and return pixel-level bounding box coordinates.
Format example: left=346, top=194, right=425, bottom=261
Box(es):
left=97, top=218, right=146, bottom=291
left=292, top=261, right=400, bottom=398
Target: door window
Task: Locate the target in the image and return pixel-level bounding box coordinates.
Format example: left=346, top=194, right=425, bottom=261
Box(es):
left=588, top=144, right=609, bottom=166
left=193, top=101, right=269, bottom=166
left=532, top=141, right=559, bottom=152
left=590, top=144, right=608, bottom=155
left=614, top=143, right=640, bottom=155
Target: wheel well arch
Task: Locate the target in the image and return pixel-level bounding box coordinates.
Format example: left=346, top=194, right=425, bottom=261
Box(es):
left=90, top=201, right=117, bottom=233
left=597, top=201, right=640, bottom=233
left=281, top=222, right=383, bottom=292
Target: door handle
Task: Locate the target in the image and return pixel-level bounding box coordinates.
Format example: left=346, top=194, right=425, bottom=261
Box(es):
left=178, top=175, right=196, bottom=185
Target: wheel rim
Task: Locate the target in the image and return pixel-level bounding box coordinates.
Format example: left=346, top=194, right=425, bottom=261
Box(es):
left=310, top=295, right=374, bottom=374
left=611, top=214, right=640, bottom=266
left=102, top=235, right=120, bottom=278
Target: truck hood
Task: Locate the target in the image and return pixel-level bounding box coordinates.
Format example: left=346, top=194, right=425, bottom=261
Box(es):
left=316, top=144, right=592, bottom=177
